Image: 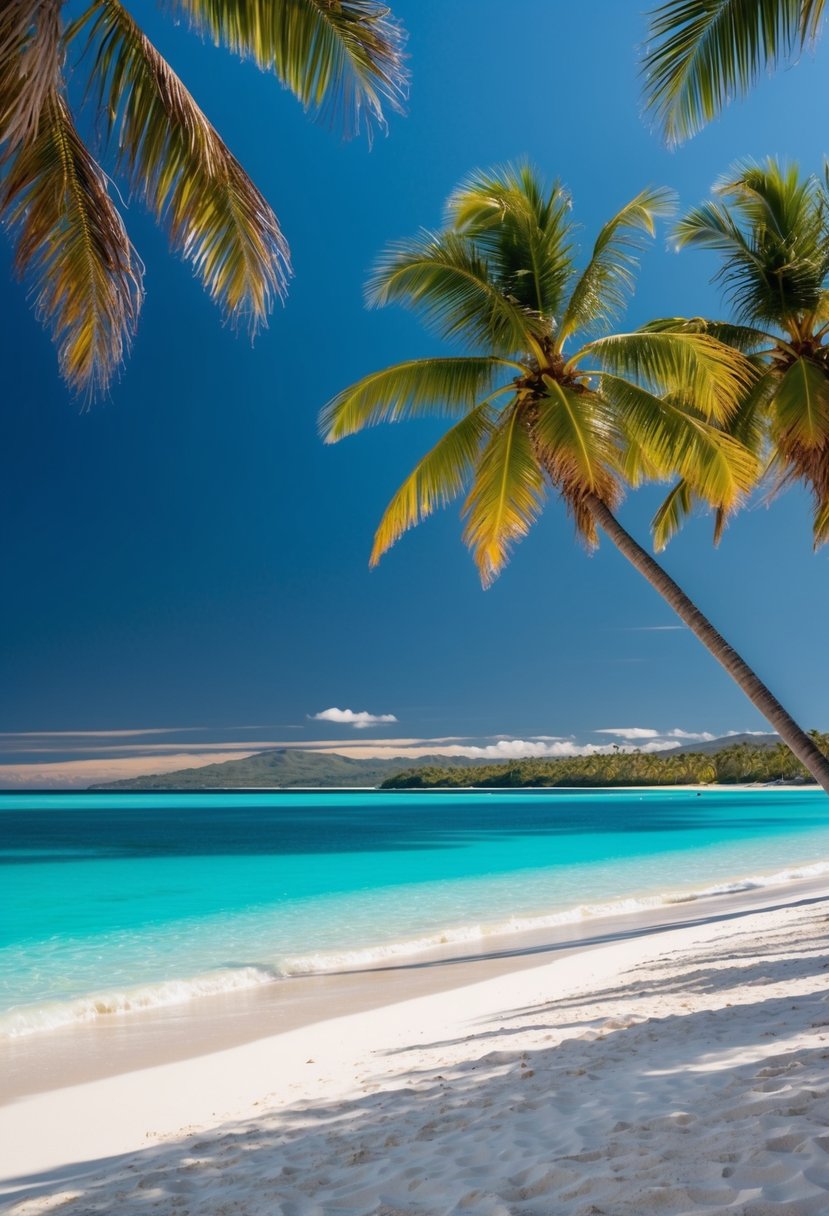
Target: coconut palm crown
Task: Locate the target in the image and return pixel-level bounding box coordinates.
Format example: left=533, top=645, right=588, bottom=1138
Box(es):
left=0, top=1, right=406, bottom=398
left=321, top=164, right=757, bottom=585
left=320, top=164, right=829, bottom=793
left=652, top=159, right=829, bottom=546
left=642, top=0, right=825, bottom=145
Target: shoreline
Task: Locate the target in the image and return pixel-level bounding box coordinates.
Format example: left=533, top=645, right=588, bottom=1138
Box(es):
left=3, top=874, right=829, bottom=1193
left=5, top=878, right=829, bottom=1213
left=2, top=781, right=820, bottom=794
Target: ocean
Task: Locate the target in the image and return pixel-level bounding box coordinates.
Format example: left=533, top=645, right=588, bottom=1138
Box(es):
left=2, top=787, right=828, bottom=1037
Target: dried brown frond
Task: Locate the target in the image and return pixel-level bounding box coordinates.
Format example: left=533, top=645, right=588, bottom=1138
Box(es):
left=0, top=0, right=62, bottom=151
left=1, top=87, right=142, bottom=397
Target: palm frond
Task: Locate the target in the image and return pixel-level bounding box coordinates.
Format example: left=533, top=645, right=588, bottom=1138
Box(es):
left=652, top=479, right=694, bottom=550
left=560, top=187, right=675, bottom=340
left=446, top=163, right=576, bottom=320
left=598, top=374, right=760, bottom=512
left=367, top=230, right=544, bottom=354
left=580, top=330, right=756, bottom=422
left=0, top=0, right=62, bottom=150
left=772, top=356, right=829, bottom=446
left=676, top=161, right=829, bottom=326
left=319, top=356, right=522, bottom=442
left=167, top=0, right=407, bottom=138
left=0, top=87, right=142, bottom=397
left=370, top=401, right=494, bottom=566
left=461, top=407, right=545, bottom=586
left=642, top=0, right=820, bottom=145
left=80, top=0, right=290, bottom=334
left=642, top=315, right=771, bottom=352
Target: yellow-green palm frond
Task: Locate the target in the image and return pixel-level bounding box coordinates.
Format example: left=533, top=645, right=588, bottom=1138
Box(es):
left=367, top=230, right=544, bottom=354
left=461, top=408, right=546, bottom=587
left=560, top=187, right=676, bottom=341
left=80, top=0, right=289, bottom=334
left=773, top=356, right=829, bottom=446
left=580, top=330, right=756, bottom=423
left=598, top=374, right=760, bottom=519
left=643, top=315, right=771, bottom=352
left=370, top=401, right=494, bottom=567
left=0, top=0, right=62, bottom=151
left=167, top=0, right=407, bottom=138
left=651, top=478, right=694, bottom=550
left=642, top=0, right=824, bottom=145
left=447, top=163, right=576, bottom=320
left=319, top=356, right=523, bottom=442
left=531, top=380, right=622, bottom=544
left=0, top=87, right=142, bottom=397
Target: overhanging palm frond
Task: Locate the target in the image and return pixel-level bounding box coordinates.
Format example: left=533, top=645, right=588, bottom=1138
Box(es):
left=462, top=408, right=546, bottom=586
left=560, top=187, right=676, bottom=340
left=773, top=356, right=829, bottom=445
left=80, top=0, right=290, bottom=334
left=319, top=356, right=522, bottom=442
left=532, top=380, right=622, bottom=543
left=643, top=315, right=771, bottom=353
left=598, top=374, right=759, bottom=513
left=651, top=478, right=694, bottom=550
left=642, top=0, right=820, bottom=145
left=0, top=88, right=142, bottom=397
left=167, top=0, right=407, bottom=138
left=0, top=0, right=62, bottom=150
left=447, top=164, right=576, bottom=320
left=367, top=230, right=544, bottom=354
left=579, top=330, right=756, bottom=422
left=370, top=401, right=494, bottom=566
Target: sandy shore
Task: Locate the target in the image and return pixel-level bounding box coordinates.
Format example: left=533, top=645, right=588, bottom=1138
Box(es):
left=4, top=882, right=829, bottom=1214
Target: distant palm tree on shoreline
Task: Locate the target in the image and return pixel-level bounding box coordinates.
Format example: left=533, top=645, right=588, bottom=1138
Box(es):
left=642, top=0, right=825, bottom=144
left=320, top=164, right=829, bottom=793
left=0, top=0, right=406, bottom=397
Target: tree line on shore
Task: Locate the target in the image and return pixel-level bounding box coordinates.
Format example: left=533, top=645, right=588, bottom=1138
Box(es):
left=381, top=735, right=829, bottom=790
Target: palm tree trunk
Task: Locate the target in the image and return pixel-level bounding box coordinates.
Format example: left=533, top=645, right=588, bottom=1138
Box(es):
left=585, top=493, right=829, bottom=795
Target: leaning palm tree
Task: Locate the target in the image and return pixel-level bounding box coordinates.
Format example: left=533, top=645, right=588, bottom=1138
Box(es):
left=642, top=0, right=825, bottom=144
left=320, top=164, right=829, bottom=791
left=0, top=1, right=405, bottom=397
left=652, top=159, right=829, bottom=549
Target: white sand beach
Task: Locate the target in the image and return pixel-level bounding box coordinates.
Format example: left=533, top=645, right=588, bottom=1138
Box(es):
left=3, top=884, right=829, bottom=1215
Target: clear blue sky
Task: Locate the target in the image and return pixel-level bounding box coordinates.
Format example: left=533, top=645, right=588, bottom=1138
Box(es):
left=2, top=0, right=828, bottom=765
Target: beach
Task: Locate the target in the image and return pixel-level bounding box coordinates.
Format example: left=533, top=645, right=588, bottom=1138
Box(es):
left=4, top=877, right=829, bottom=1215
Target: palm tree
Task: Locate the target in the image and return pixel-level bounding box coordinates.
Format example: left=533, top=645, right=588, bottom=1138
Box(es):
left=319, top=164, right=829, bottom=792
left=653, top=159, right=829, bottom=548
left=0, top=1, right=406, bottom=397
left=642, top=0, right=825, bottom=144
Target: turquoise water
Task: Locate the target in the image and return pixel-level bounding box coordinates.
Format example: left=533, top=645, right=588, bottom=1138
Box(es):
left=2, top=787, right=828, bottom=1036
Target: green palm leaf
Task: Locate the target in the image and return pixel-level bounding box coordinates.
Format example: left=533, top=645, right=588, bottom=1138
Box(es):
left=320, top=356, right=522, bottom=442
left=773, top=356, right=829, bottom=445
left=1, top=87, right=142, bottom=397
left=642, top=316, right=771, bottom=353
left=371, top=401, right=494, bottom=566
left=367, top=230, right=544, bottom=354
left=651, top=479, right=694, bottom=550
left=79, top=0, right=290, bottom=334
left=642, top=0, right=823, bottom=145
left=560, top=187, right=676, bottom=340
left=461, top=408, right=546, bottom=586
left=598, top=374, right=759, bottom=510
left=447, top=164, right=576, bottom=320
left=167, top=0, right=407, bottom=137
left=580, top=330, right=755, bottom=422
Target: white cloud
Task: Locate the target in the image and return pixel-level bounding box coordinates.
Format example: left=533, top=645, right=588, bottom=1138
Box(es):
left=309, top=707, right=398, bottom=730
left=595, top=727, right=661, bottom=740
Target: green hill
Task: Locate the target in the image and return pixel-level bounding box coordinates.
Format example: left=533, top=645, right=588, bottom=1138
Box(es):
left=89, top=748, right=478, bottom=790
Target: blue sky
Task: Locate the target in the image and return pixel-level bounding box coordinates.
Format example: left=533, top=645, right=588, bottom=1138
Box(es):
left=2, top=1, right=829, bottom=783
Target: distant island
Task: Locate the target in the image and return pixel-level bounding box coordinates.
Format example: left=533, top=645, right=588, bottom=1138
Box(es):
left=382, top=734, right=829, bottom=789
left=86, top=733, right=829, bottom=791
